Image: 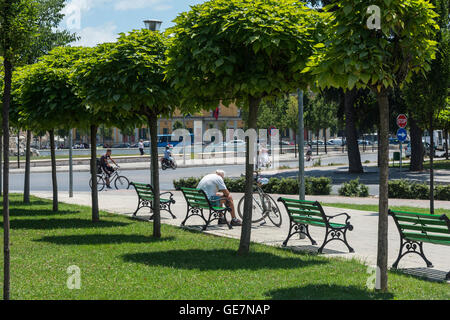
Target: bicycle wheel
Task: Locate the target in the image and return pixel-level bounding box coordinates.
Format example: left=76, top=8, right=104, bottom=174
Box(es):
left=90, top=175, right=105, bottom=192
left=263, top=194, right=282, bottom=227
left=114, top=175, right=130, bottom=190
left=237, top=192, right=266, bottom=223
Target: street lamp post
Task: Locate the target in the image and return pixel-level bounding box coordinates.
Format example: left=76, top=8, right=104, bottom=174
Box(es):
left=144, top=19, right=162, bottom=185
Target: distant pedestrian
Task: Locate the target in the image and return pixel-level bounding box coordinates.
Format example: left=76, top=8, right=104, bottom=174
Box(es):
left=139, top=139, right=144, bottom=156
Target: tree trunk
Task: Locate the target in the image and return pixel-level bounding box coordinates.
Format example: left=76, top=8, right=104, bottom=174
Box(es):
left=148, top=114, right=161, bottom=238
left=90, top=125, right=99, bottom=222
left=429, top=116, right=434, bottom=214
left=445, top=129, right=449, bottom=160
left=345, top=90, right=363, bottom=173
left=49, top=129, right=58, bottom=212
left=24, top=130, right=31, bottom=203
left=324, top=129, right=328, bottom=154
left=316, top=129, right=319, bottom=156
left=0, top=133, right=3, bottom=196
left=17, top=129, right=20, bottom=168
left=376, top=89, right=390, bottom=292
left=3, top=56, right=12, bottom=300
left=409, top=116, right=424, bottom=171
left=238, top=96, right=260, bottom=255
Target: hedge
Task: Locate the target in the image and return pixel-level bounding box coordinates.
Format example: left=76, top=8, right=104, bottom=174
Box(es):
left=338, top=178, right=369, bottom=197
left=173, top=176, right=332, bottom=196
left=388, top=179, right=450, bottom=201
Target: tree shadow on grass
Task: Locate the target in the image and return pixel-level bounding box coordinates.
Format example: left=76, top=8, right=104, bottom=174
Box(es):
left=266, top=284, right=394, bottom=300
left=9, top=200, right=51, bottom=206
left=122, top=249, right=327, bottom=271
left=35, top=234, right=176, bottom=245
left=10, top=208, right=80, bottom=217
left=7, top=218, right=129, bottom=230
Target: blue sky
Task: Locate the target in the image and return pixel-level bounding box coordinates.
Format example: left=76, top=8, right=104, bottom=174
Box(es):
left=60, top=0, right=207, bottom=47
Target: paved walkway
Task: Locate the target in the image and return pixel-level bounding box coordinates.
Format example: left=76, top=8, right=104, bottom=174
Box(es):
left=30, top=190, right=450, bottom=283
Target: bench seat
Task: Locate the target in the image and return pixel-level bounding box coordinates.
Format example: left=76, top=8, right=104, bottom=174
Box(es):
left=130, top=182, right=176, bottom=220
left=278, top=197, right=354, bottom=253
left=389, top=209, right=450, bottom=280
left=181, top=187, right=232, bottom=230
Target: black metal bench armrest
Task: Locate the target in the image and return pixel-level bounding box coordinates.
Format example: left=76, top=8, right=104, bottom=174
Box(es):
left=160, top=191, right=175, bottom=203
left=326, top=212, right=352, bottom=225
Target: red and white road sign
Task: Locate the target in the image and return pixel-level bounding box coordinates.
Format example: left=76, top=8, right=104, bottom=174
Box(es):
left=397, top=114, right=408, bottom=128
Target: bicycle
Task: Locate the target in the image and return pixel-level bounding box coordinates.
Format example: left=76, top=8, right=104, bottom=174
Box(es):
left=89, top=166, right=130, bottom=191
left=237, top=170, right=282, bottom=227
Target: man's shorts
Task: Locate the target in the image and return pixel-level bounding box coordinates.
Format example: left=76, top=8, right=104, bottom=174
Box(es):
left=102, top=166, right=114, bottom=177
left=208, top=195, right=222, bottom=207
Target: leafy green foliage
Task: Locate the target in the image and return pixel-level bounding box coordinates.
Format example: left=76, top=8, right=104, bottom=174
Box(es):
left=308, top=0, right=439, bottom=92
left=11, top=47, right=91, bottom=131
left=166, top=0, right=325, bottom=109
left=73, top=29, right=177, bottom=119
left=173, top=176, right=332, bottom=195
left=338, top=178, right=369, bottom=197
left=0, top=0, right=39, bottom=62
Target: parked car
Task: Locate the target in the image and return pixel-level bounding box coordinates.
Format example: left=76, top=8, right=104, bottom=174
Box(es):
left=112, top=143, right=131, bottom=148
left=312, top=140, right=324, bottom=145
left=225, top=140, right=246, bottom=148
left=327, top=138, right=346, bottom=146
left=358, top=139, right=372, bottom=145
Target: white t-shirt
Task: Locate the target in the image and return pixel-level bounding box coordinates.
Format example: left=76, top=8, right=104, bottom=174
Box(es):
left=139, top=142, right=144, bottom=149
left=197, top=174, right=227, bottom=199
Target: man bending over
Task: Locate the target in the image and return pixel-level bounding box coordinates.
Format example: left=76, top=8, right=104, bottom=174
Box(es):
left=197, top=170, right=242, bottom=226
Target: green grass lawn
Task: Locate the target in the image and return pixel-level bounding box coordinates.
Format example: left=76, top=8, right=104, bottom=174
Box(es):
left=321, top=203, right=449, bottom=216
left=0, top=194, right=448, bottom=300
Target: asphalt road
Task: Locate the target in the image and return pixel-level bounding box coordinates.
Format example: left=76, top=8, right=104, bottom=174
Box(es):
left=10, top=152, right=385, bottom=194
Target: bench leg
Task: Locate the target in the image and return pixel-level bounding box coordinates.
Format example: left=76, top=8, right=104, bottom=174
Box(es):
left=181, top=208, right=208, bottom=228
left=318, top=227, right=354, bottom=254
left=392, top=239, right=433, bottom=269
left=283, top=223, right=316, bottom=247
left=160, top=201, right=177, bottom=219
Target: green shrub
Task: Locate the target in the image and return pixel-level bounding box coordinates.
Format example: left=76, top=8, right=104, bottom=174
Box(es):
left=435, top=185, right=450, bottom=201
left=173, top=177, right=201, bottom=190
left=306, top=177, right=332, bottom=195
left=410, top=183, right=429, bottom=200
left=388, top=179, right=413, bottom=199
left=338, top=178, right=369, bottom=197
left=173, top=175, right=332, bottom=196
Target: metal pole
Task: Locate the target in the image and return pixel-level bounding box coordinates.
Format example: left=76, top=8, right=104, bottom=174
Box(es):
left=149, top=127, right=152, bottom=186
left=298, top=89, right=305, bottom=201
left=69, top=129, right=73, bottom=197
left=399, top=142, right=402, bottom=171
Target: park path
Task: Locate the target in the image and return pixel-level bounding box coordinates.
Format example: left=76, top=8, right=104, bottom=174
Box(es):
left=31, top=190, right=450, bottom=283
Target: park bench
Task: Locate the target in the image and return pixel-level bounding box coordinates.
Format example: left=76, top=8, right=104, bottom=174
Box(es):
left=278, top=197, right=354, bottom=253
left=130, top=182, right=176, bottom=220
left=389, top=209, right=450, bottom=280
left=180, top=187, right=232, bottom=230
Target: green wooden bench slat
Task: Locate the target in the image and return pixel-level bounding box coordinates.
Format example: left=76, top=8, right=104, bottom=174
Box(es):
left=280, top=197, right=316, bottom=204
left=291, top=215, right=325, bottom=224
left=398, top=224, right=450, bottom=234
left=287, top=208, right=322, bottom=217
left=395, top=216, right=447, bottom=226
left=391, top=210, right=445, bottom=219
left=403, top=233, right=450, bottom=245
left=283, top=202, right=320, bottom=210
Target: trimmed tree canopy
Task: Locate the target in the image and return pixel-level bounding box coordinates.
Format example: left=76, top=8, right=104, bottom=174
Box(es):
left=73, top=29, right=178, bottom=118
left=12, top=47, right=91, bottom=131
left=166, top=0, right=324, bottom=108
left=308, top=0, right=439, bottom=91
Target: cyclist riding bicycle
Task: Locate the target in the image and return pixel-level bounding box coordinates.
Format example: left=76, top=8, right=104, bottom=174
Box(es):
left=100, top=149, right=118, bottom=189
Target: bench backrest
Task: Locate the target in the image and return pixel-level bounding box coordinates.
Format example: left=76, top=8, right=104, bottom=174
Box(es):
left=181, top=187, right=212, bottom=210
left=278, top=197, right=326, bottom=225
left=131, top=182, right=154, bottom=198
left=389, top=210, right=450, bottom=243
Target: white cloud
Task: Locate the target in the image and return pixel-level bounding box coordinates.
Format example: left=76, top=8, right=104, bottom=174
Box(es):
left=114, top=0, right=170, bottom=11
left=70, top=23, right=118, bottom=47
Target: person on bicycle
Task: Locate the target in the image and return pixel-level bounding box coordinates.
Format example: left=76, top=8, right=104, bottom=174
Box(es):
left=100, top=149, right=118, bottom=189
left=197, top=170, right=242, bottom=226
